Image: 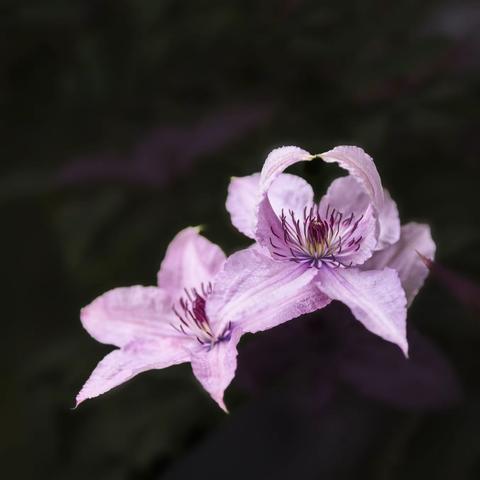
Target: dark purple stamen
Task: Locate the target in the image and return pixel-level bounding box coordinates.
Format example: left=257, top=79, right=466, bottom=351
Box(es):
left=270, top=205, right=364, bottom=268
left=172, top=282, right=232, bottom=348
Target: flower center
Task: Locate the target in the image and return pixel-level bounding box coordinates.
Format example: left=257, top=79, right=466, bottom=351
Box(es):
left=269, top=205, right=364, bottom=268
left=172, top=282, right=232, bottom=348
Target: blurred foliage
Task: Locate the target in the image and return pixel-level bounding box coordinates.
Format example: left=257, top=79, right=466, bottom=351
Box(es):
left=1, top=0, right=479, bottom=479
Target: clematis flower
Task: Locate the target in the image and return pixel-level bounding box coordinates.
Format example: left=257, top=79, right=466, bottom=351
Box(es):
left=227, top=146, right=435, bottom=355
left=76, top=226, right=324, bottom=411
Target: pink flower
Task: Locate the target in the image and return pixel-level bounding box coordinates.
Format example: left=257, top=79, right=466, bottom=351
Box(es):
left=76, top=226, right=323, bottom=411
left=227, top=146, right=436, bottom=356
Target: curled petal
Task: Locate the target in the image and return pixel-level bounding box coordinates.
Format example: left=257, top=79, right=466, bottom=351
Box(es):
left=81, top=286, right=178, bottom=348
left=157, top=227, right=226, bottom=298
left=362, top=223, right=436, bottom=306
left=190, top=329, right=242, bottom=412
left=207, top=248, right=330, bottom=335
left=75, top=339, right=190, bottom=406
left=319, top=175, right=400, bottom=250
left=255, top=146, right=313, bottom=249
left=259, top=146, right=312, bottom=192
left=226, top=173, right=314, bottom=239
left=255, top=189, right=286, bottom=253
left=319, top=146, right=384, bottom=212
left=316, top=267, right=408, bottom=356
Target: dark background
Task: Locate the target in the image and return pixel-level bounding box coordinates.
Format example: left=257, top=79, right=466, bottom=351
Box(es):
left=2, top=1, right=480, bottom=479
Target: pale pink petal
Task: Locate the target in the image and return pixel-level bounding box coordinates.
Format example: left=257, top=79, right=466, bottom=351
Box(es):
left=157, top=227, right=226, bottom=298
left=255, top=156, right=316, bottom=256
left=334, top=204, right=378, bottom=266
left=316, top=267, right=408, bottom=356
left=269, top=173, right=315, bottom=216
left=319, top=146, right=384, bottom=212
left=226, top=173, right=260, bottom=239
left=226, top=173, right=315, bottom=239
left=319, top=175, right=400, bottom=250
left=75, top=339, right=190, bottom=406
left=319, top=175, right=369, bottom=216
left=376, top=189, right=401, bottom=249
left=255, top=188, right=286, bottom=256
left=259, top=146, right=312, bottom=192
left=255, top=147, right=312, bottom=251
left=190, top=329, right=242, bottom=412
left=81, top=286, right=179, bottom=348
left=362, top=223, right=436, bottom=306
left=207, top=248, right=330, bottom=335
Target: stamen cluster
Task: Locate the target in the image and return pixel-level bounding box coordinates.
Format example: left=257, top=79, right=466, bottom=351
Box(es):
left=172, top=283, right=232, bottom=347
left=270, top=205, right=364, bottom=268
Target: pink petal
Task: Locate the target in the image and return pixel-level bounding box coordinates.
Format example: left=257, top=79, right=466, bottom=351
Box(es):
left=75, top=339, right=190, bottom=406
left=319, top=146, right=384, bottom=212
left=362, top=223, right=436, bottom=306
left=226, top=173, right=260, bottom=239
left=376, top=189, right=401, bottom=249
left=226, top=173, right=314, bottom=239
left=157, top=227, right=226, bottom=298
left=316, top=267, right=408, bottom=356
left=334, top=204, right=378, bottom=266
left=259, top=146, right=312, bottom=192
left=81, top=286, right=178, bottom=348
left=255, top=146, right=312, bottom=250
left=190, top=329, right=242, bottom=412
left=319, top=175, right=400, bottom=250
left=269, top=173, right=315, bottom=216
left=255, top=188, right=286, bottom=254
left=206, top=248, right=330, bottom=335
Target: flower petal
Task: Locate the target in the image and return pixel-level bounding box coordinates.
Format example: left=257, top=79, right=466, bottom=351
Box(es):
left=157, top=227, right=226, bottom=298
left=377, top=189, right=401, bottom=249
left=319, top=175, right=400, bottom=250
left=333, top=204, right=378, bottom=266
left=255, top=188, right=286, bottom=254
left=226, top=173, right=314, bottom=239
left=259, top=146, right=312, bottom=192
left=270, top=173, right=315, bottom=216
left=75, top=339, right=190, bottom=406
left=316, top=267, right=408, bottom=356
left=207, top=248, right=330, bottom=335
left=362, top=223, right=436, bottom=306
left=81, top=286, right=178, bottom=348
left=226, top=173, right=260, bottom=239
left=255, top=146, right=313, bottom=250
left=190, top=329, right=242, bottom=412
left=319, top=146, right=384, bottom=212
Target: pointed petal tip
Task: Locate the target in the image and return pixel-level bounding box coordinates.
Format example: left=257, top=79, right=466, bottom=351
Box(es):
left=210, top=391, right=229, bottom=413
left=181, top=225, right=205, bottom=234
left=319, top=145, right=365, bottom=157
left=219, top=400, right=229, bottom=414
left=79, top=305, right=91, bottom=324
left=416, top=250, right=433, bottom=269
left=73, top=395, right=84, bottom=410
